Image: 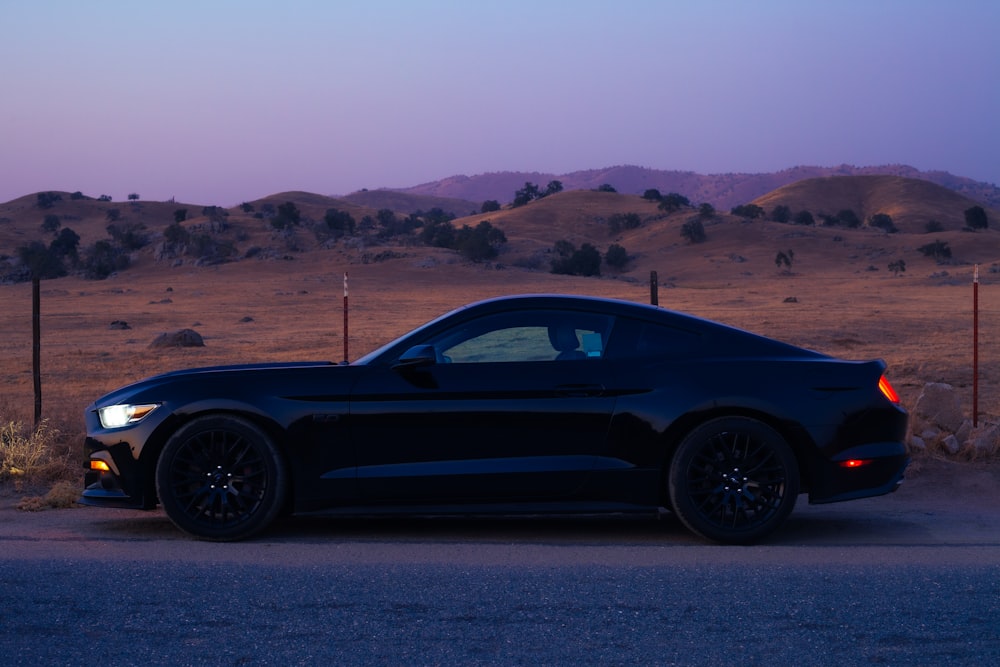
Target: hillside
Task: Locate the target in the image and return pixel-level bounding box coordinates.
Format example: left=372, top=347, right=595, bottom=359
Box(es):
left=750, top=175, right=996, bottom=234
left=3, top=177, right=998, bottom=290
left=392, top=164, right=1000, bottom=211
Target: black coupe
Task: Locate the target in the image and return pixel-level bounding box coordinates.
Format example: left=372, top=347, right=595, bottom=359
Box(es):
left=82, top=294, right=908, bottom=544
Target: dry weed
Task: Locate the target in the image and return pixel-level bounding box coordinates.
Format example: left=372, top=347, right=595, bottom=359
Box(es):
left=0, top=419, right=56, bottom=483
left=17, top=480, right=79, bottom=511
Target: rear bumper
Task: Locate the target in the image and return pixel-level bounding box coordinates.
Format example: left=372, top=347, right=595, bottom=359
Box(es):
left=807, top=440, right=909, bottom=504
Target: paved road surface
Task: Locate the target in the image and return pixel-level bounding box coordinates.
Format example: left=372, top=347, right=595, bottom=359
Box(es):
left=1, top=459, right=998, bottom=665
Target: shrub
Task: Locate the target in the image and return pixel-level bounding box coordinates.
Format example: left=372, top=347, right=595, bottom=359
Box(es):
left=0, top=419, right=56, bottom=482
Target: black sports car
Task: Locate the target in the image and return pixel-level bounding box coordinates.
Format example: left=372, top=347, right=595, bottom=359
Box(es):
left=82, top=294, right=908, bottom=544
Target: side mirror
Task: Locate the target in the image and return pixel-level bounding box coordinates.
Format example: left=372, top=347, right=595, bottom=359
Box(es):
left=392, top=345, right=438, bottom=371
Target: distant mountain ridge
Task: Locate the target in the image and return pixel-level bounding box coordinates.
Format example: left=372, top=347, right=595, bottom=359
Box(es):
left=388, top=164, right=1000, bottom=211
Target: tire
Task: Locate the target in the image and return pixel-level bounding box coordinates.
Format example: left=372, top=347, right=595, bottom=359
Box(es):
left=668, top=417, right=799, bottom=544
left=155, top=415, right=287, bottom=541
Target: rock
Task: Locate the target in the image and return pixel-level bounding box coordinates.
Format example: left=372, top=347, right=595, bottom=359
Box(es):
left=913, top=383, right=965, bottom=433
left=941, top=434, right=960, bottom=454
left=955, top=419, right=973, bottom=445
left=148, top=329, right=204, bottom=349
left=966, top=423, right=1000, bottom=456
left=909, top=435, right=926, bottom=452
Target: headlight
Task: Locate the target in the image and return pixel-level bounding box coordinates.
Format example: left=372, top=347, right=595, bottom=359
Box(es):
left=97, top=403, right=160, bottom=429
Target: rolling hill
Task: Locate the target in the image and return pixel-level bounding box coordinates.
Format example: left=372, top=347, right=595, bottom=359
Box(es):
left=389, top=164, right=1000, bottom=212
left=2, top=173, right=998, bottom=289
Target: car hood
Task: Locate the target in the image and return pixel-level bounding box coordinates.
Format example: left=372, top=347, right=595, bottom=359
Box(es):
left=89, top=361, right=343, bottom=409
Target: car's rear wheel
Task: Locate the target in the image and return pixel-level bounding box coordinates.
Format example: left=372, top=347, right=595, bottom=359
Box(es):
left=668, top=417, right=799, bottom=544
left=155, top=415, right=287, bottom=541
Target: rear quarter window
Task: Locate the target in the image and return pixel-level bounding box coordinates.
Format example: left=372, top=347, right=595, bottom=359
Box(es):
left=607, top=318, right=702, bottom=360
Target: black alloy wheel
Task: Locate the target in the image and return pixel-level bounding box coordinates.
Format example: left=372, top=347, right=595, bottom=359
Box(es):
left=668, top=417, right=800, bottom=544
left=155, top=415, right=287, bottom=541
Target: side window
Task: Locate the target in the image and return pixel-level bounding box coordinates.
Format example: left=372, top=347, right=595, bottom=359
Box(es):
left=428, top=310, right=613, bottom=363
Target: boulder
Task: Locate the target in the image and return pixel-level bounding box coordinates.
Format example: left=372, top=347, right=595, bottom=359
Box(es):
left=913, top=383, right=965, bottom=433
left=149, top=328, right=204, bottom=349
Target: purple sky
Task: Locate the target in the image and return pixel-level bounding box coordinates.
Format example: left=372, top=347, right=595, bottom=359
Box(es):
left=3, top=0, right=998, bottom=206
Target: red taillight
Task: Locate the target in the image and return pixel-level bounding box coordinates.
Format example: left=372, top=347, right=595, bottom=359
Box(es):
left=878, top=375, right=900, bottom=404
left=839, top=459, right=869, bottom=468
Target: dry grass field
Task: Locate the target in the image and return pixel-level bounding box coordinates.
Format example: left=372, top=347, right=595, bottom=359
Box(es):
left=2, top=180, right=1000, bottom=483
left=2, top=246, right=998, bottom=434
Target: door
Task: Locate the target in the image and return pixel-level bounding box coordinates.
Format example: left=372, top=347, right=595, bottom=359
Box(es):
left=349, top=309, right=617, bottom=503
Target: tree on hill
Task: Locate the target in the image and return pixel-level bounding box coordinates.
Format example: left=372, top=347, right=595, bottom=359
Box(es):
left=512, top=182, right=541, bottom=207
left=36, top=192, right=62, bottom=209
left=128, top=193, right=140, bottom=202
left=642, top=189, right=662, bottom=201
left=836, top=209, right=861, bottom=228
left=770, top=205, right=791, bottom=223
left=698, top=203, right=716, bottom=220
left=888, top=259, right=906, bottom=277
left=321, top=208, right=357, bottom=240
left=965, top=205, right=988, bottom=230
left=681, top=220, right=706, bottom=243
left=17, top=241, right=66, bottom=280
left=271, top=202, right=301, bottom=230
left=775, top=249, right=795, bottom=273
left=50, top=227, right=80, bottom=264
left=918, top=240, right=951, bottom=262
left=481, top=200, right=501, bottom=213
left=868, top=213, right=897, bottom=233
left=41, top=214, right=61, bottom=234
left=551, top=240, right=601, bottom=276
left=658, top=193, right=690, bottom=213
left=544, top=180, right=564, bottom=196
left=731, top=204, right=764, bottom=219
left=106, top=222, right=148, bottom=250
left=82, top=239, right=130, bottom=279
left=596, top=184, right=617, bottom=193
left=607, top=212, right=642, bottom=233
left=454, top=220, right=507, bottom=262
left=604, top=243, right=629, bottom=270
left=793, top=210, right=815, bottom=226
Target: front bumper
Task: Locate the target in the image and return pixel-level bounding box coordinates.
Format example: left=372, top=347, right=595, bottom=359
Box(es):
left=80, top=437, right=154, bottom=509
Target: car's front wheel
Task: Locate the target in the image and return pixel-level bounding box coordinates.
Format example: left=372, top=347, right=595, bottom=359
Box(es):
left=668, top=417, right=799, bottom=544
left=155, top=415, right=287, bottom=541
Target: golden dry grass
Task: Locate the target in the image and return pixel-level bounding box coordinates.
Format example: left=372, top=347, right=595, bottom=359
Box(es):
left=2, top=245, right=998, bottom=441
left=2, top=184, right=1000, bottom=465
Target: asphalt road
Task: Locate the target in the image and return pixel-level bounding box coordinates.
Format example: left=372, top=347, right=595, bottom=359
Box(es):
left=1, top=460, right=999, bottom=665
